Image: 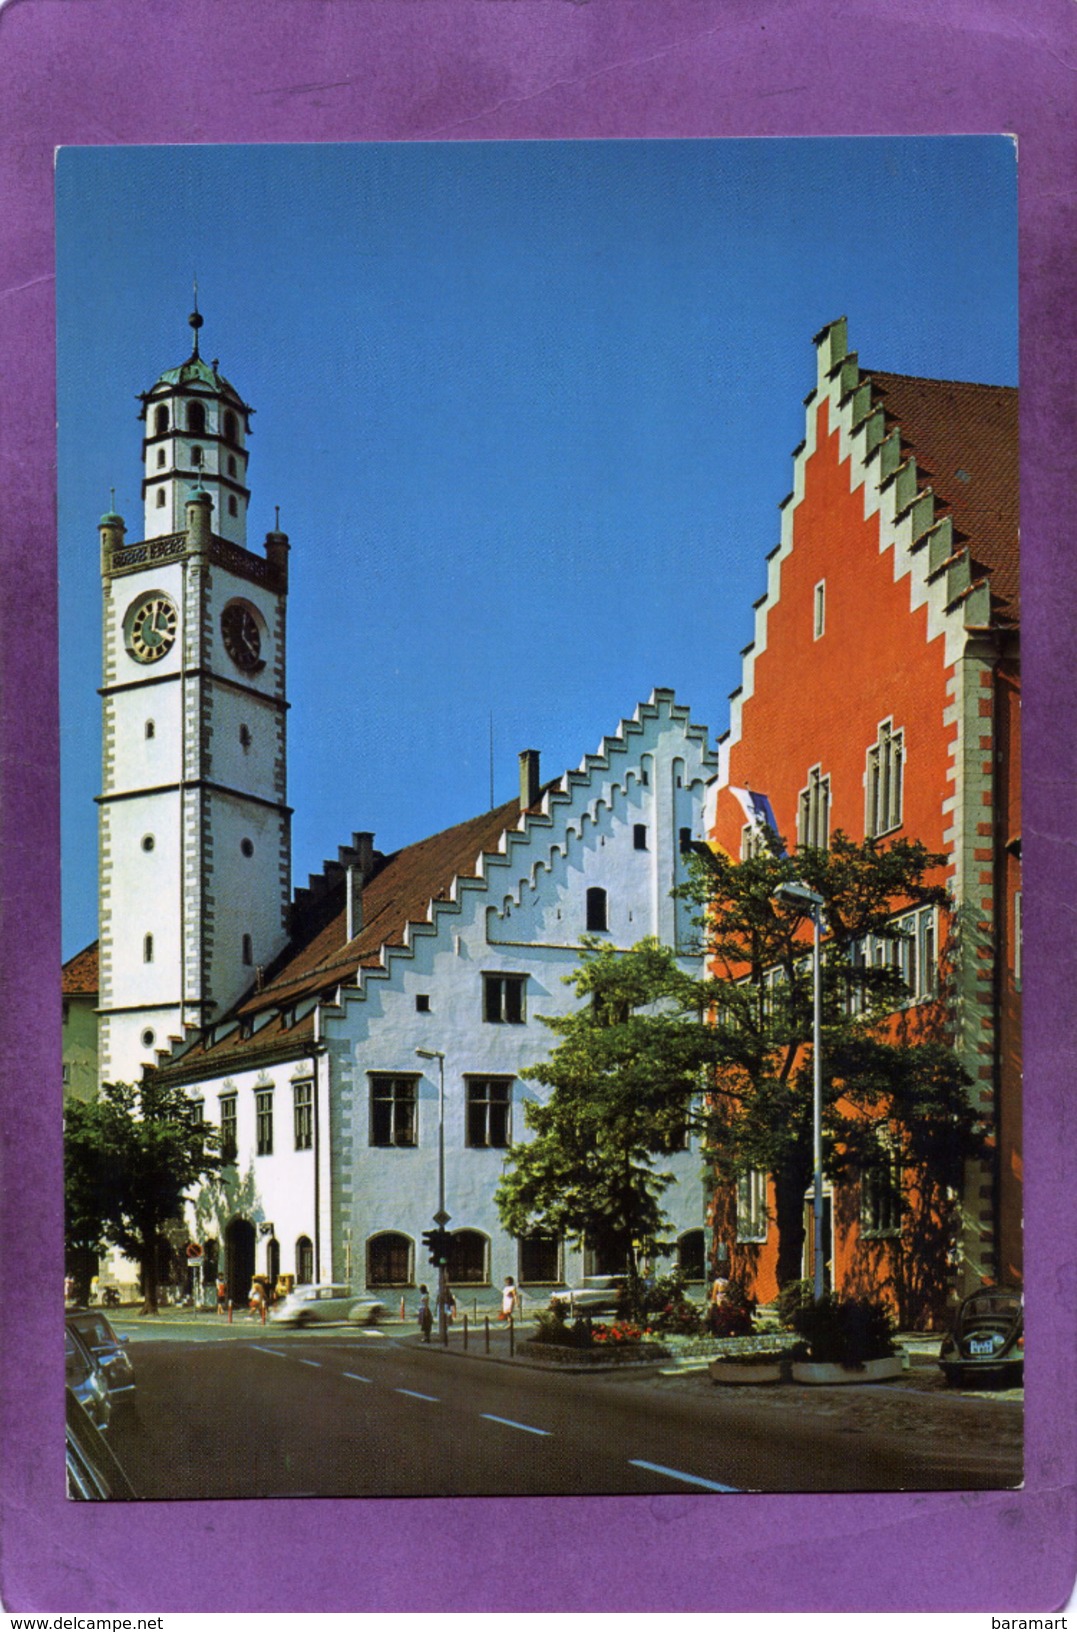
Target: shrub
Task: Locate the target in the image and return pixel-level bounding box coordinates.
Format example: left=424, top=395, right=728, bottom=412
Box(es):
left=531, top=1302, right=595, bottom=1348
left=777, top=1278, right=813, bottom=1328
left=791, top=1293, right=897, bottom=1368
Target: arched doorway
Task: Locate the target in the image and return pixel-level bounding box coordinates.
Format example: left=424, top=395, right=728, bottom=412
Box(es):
left=266, top=1236, right=280, bottom=1292
left=225, top=1217, right=256, bottom=1306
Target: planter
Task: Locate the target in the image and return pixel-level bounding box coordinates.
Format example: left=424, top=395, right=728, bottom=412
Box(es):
left=517, top=1339, right=669, bottom=1366
left=709, top=1356, right=784, bottom=1386
left=790, top=1354, right=904, bottom=1385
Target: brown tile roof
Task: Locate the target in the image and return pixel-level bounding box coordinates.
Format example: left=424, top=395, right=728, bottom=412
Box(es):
left=62, top=941, right=99, bottom=996
left=162, top=792, right=538, bottom=1072
left=867, top=371, right=1019, bottom=622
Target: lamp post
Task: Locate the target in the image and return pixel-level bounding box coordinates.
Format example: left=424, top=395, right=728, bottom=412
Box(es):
left=415, top=1048, right=449, bottom=1343
left=774, top=880, right=826, bottom=1303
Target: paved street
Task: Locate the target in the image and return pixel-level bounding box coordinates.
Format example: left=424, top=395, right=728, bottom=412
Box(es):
left=106, top=1315, right=1022, bottom=1498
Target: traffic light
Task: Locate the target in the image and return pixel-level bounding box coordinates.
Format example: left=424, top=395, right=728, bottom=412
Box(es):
left=422, top=1227, right=450, bottom=1267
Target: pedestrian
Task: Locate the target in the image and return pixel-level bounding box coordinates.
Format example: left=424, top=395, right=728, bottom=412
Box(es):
left=709, top=1273, right=730, bottom=1309
left=500, top=1275, right=519, bottom=1322
left=440, top=1284, right=457, bottom=1326
left=417, top=1284, right=433, bottom=1342
left=216, top=1275, right=228, bottom=1314
left=249, top=1279, right=266, bottom=1319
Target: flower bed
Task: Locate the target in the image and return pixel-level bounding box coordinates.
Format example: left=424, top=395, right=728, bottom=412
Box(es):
left=517, top=1337, right=670, bottom=1366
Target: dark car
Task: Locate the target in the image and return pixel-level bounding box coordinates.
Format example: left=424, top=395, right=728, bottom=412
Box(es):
left=66, top=1388, right=136, bottom=1500
left=939, top=1286, right=1023, bottom=1387
left=64, top=1322, right=111, bottom=1431
left=67, top=1309, right=135, bottom=1410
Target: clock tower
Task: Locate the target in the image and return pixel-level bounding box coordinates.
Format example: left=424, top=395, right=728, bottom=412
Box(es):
left=98, top=308, right=292, bottom=1086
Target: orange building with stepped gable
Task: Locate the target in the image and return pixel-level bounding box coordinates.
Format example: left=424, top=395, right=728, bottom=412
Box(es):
left=706, top=319, right=1020, bottom=1318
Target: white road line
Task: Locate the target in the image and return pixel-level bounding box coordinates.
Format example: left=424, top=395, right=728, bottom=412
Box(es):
left=343, top=1372, right=372, bottom=1384
left=629, top=1459, right=740, bottom=1493
left=395, top=1388, right=439, bottom=1402
left=297, top=1358, right=322, bottom=1368
left=251, top=1345, right=290, bottom=1358
left=480, top=1414, right=551, bottom=1437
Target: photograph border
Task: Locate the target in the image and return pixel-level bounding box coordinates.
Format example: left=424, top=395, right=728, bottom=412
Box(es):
left=1, top=0, right=1074, bottom=1613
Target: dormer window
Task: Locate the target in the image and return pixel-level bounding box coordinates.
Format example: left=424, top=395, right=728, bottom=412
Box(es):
left=187, top=400, right=206, bottom=435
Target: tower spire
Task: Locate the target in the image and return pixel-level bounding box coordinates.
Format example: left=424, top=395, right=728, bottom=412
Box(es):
left=189, top=277, right=203, bottom=359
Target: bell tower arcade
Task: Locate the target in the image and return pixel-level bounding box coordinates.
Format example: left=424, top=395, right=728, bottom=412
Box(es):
left=97, top=308, right=292, bottom=1086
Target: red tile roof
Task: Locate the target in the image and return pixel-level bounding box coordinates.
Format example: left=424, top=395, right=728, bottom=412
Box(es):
left=161, top=792, right=537, bottom=1071
left=867, top=371, right=1019, bottom=622
left=62, top=941, right=99, bottom=996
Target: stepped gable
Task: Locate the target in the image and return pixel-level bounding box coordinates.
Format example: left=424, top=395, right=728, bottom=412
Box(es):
left=239, top=794, right=530, bottom=1017
left=62, top=940, right=99, bottom=995
left=867, top=370, right=1018, bottom=622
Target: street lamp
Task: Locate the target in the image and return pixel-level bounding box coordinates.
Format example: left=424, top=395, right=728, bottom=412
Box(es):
left=415, top=1047, right=450, bottom=1343
left=774, top=880, right=826, bottom=1304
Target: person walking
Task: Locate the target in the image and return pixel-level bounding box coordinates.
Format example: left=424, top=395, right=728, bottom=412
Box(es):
left=500, top=1275, right=519, bottom=1322
left=417, top=1284, right=433, bottom=1342
left=216, top=1275, right=228, bottom=1314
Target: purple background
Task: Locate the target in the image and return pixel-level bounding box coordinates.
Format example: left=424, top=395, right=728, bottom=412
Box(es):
left=1, top=0, right=1073, bottom=1613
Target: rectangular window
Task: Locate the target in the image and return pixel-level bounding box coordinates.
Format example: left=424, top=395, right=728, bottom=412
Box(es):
left=220, top=1094, right=237, bottom=1163
left=861, top=1148, right=902, bottom=1236
left=466, top=1077, right=513, bottom=1148
left=189, top=1098, right=204, bottom=1122
left=255, top=1089, right=273, bottom=1157
left=369, top=1075, right=418, bottom=1147
left=633, top=824, right=648, bottom=850
left=483, top=973, right=526, bottom=1024
left=866, top=720, right=904, bottom=837
left=1013, top=889, right=1022, bottom=990
left=813, top=579, right=826, bottom=639
left=519, top=1235, right=561, bottom=1285
left=736, top=1169, right=769, bottom=1242
left=797, top=766, right=830, bottom=850
left=293, top=1080, right=313, bottom=1151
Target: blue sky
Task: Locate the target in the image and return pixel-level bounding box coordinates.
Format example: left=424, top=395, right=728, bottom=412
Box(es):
left=57, top=137, right=1017, bottom=958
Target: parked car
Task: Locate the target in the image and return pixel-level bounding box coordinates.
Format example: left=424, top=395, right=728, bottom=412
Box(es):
left=64, top=1322, right=111, bottom=1432
left=268, top=1283, right=385, bottom=1327
left=547, top=1276, right=627, bottom=1316
left=66, top=1388, right=136, bottom=1500
left=66, top=1309, right=135, bottom=1410
left=939, top=1286, right=1023, bottom=1387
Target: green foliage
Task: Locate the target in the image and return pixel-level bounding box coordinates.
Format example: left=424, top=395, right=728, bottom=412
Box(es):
left=64, top=1076, right=221, bottom=1313
left=496, top=937, right=716, bottom=1268
left=531, top=1301, right=595, bottom=1348
left=620, top=1268, right=704, bottom=1334
left=777, top=1278, right=814, bottom=1328
left=791, top=1293, right=897, bottom=1367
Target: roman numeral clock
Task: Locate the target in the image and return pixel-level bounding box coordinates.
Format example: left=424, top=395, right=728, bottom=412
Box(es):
left=96, top=307, right=293, bottom=1092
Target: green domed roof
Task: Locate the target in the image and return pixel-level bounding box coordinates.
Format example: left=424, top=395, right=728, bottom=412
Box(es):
left=151, top=352, right=244, bottom=403
left=99, top=511, right=124, bottom=527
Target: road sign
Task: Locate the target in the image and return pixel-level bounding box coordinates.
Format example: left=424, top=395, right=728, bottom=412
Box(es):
left=433, top=1210, right=451, bottom=1226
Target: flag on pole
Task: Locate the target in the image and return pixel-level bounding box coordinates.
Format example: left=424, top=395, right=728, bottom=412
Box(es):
left=728, top=786, right=784, bottom=854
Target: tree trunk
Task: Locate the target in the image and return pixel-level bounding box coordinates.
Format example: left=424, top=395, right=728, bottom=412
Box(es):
left=773, top=1163, right=810, bottom=1293
left=139, top=1237, right=160, bottom=1315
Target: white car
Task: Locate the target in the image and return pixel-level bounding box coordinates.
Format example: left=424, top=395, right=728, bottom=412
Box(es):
left=268, top=1284, right=385, bottom=1327
left=547, top=1276, right=626, bottom=1316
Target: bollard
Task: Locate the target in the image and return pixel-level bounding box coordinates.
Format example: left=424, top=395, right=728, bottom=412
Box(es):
left=400, top=1296, right=406, bottom=1321
left=228, top=1300, right=233, bottom=1325
left=509, top=1314, right=515, bottom=1357
left=484, top=1314, right=490, bottom=1353
left=261, top=1301, right=267, bottom=1325
left=463, top=1313, right=469, bottom=1351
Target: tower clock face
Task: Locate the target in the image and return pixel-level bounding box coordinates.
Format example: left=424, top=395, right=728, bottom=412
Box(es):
left=128, top=595, right=178, bottom=663
left=222, top=602, right=263, bottom=671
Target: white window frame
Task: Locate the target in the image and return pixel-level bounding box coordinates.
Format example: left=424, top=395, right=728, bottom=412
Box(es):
left=369, top=1074, right=418, bottom=1148
left=866, top=719, right=904, bottom=838
left=465, top=1075, right=513, bottom=1149
left=736, top=1169, right=769, bottom=1243
left=797, top=765, right=831, bottom=851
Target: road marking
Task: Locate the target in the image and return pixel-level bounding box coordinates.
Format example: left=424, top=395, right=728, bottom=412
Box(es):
left=343, top=1372, right=372, bottom=1384
left=252, top=1346, right=290, bottom=1358
left=395, top=1388, right=439, bottom=1402
left=297, top=1358, right=322, bottom=1368
left=629, top=1460, right=740, bottom=1493
left=480, top=1414, right=551, bottom=1437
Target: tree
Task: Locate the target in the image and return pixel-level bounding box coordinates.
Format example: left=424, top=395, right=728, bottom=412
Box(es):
left=495, top=937, right=717, bottom=1274
left=64, top=1077, right=221, bottom=1313
left=683, top=832, right=986, bottom=1303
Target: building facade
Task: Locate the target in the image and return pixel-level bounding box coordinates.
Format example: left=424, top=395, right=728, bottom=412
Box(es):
left=705, top=318, right=1020, bottom=1309
left=96, top=318, right=717, bottom=1305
